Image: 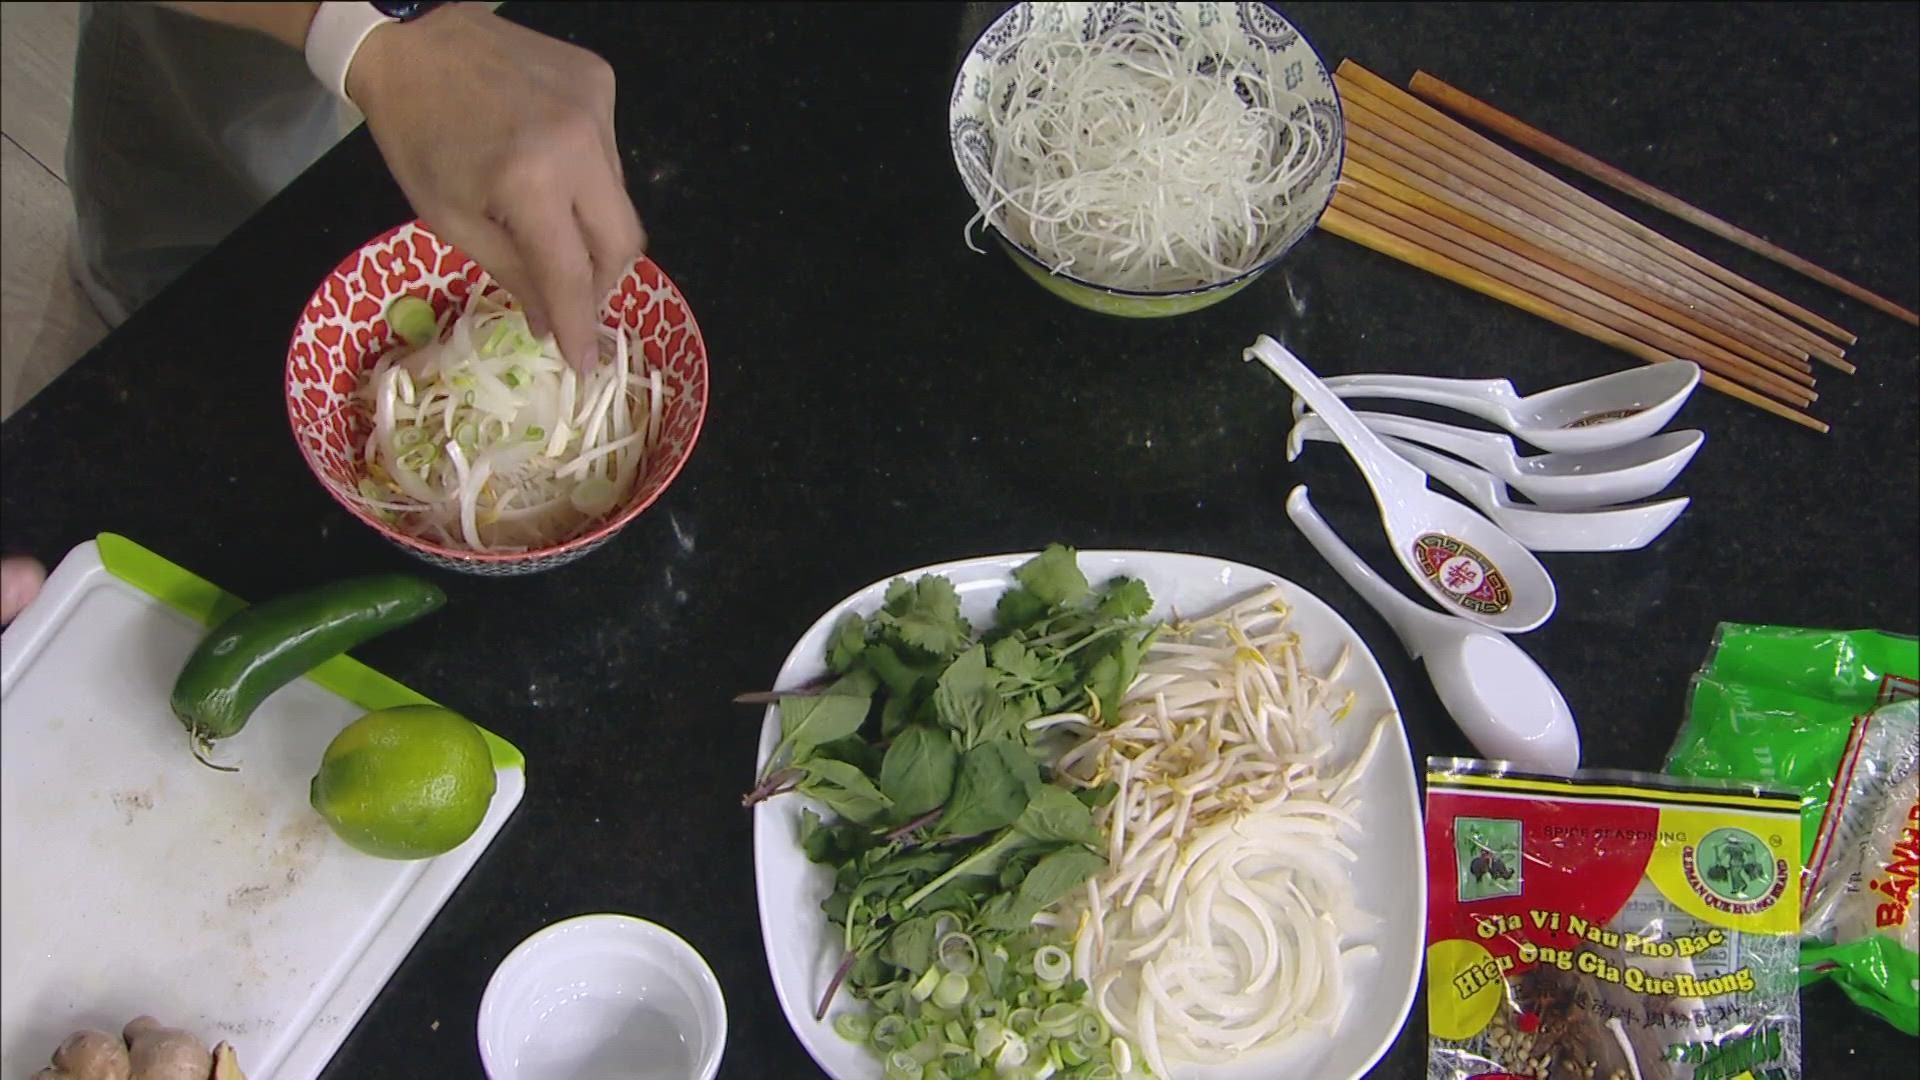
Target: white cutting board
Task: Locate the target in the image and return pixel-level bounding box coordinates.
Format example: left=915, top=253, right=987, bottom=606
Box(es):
left=0, top=536, right=526, bottom=1079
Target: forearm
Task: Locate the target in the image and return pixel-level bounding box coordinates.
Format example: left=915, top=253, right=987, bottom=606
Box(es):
left=158, top=3, right=320, bottom=50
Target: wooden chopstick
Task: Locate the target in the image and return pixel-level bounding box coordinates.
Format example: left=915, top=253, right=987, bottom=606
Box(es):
left=1336, top=63, right=1858, bottom=358
left=1336, top=69, right=1857, bottom=371
left=1339, top=62, right=1861, bottom=350
left=1333, top=181, right=1816, bottom=405
left=1316, top=206, right=1830, bottom=433
left=1334, top=73, right=1842, bottom=370
left=1341, top=120, right=1823, bottom=374
left=1330, top=185, right=1816, bottom=407
left=1339, top=158, right=1819, bottom=389
left=1409, top=71, right=1920, bottom=328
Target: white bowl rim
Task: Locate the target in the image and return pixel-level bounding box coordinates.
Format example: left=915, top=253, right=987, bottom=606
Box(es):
left=476, top=911, right=729, bottom=1080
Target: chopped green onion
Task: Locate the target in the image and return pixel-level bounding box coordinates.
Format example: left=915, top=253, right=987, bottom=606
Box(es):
left=972, top=1020, right=1005, bottom=1060
left=1109, top=1037, right=1133, bottom=1074
left=524, top=425, right=545, bottom=441
left=884, top=1050, right=923, bottom=1080
left=1033, top=946, right=1071, bottom=984
left=385, top=295, right=437, bottom=348
left=1038, top=1004, right=1080, bottom=1038
left=1008, top=1007, right=1039, bottom=1036
left=937, top=932, right=979, bottom=976
left=503, top=364, right=529, bottom=388
left=1076, top=1012, right=1109, bottom=1048
left=1084, top=1064, right=1117, bottom=1080
left=871, top=1014, right=909, bottom=1051
left=907, top=1037, right=941, bottom=1065
left=483, top=319, right=516, bottom=356
left=397, top=443, right=438, bottom=473
left=932, top=971, right=969, bottom=1010
left=910, top=966, right=942, bottom=1003
left=832, top=1012, right=872, bottom=1043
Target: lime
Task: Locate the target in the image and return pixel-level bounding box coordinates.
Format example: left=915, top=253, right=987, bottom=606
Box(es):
left=310, top=704, right=497, bottom=860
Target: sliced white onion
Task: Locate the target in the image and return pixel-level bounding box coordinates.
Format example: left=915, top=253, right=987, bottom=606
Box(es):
left=348, top=281, right=671, bottom=552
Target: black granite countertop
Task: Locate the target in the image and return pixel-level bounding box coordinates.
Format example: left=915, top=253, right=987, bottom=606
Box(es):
left=3, top=3, right=1914, bottom=1077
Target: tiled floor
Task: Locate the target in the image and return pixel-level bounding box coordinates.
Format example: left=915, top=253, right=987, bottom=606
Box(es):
left=0, top=1, right=376, bottom=420
left=1, top=1, right=99, bottom=421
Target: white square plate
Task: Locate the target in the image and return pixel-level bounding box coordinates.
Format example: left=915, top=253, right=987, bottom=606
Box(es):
left=751, top=550, right=1423, bottom=1079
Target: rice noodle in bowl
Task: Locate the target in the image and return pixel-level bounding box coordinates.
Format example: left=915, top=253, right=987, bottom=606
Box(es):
left=958, top=3, right=1341, bottom=295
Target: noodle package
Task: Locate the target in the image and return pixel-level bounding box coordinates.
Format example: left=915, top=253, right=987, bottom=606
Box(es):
left=1425, top=760, right=1802, bottom=1080
left=1663, top=623, right=1919, bottom=1033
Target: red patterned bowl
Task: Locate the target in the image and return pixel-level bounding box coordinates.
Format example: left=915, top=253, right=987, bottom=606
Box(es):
left=286, top=220, right=709, bottom=575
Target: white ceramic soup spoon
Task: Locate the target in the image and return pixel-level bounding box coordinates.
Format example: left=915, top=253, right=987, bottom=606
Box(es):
left=1286, top=486, right=1580, bottom=774
left=1291, top=410, right=1703, bottom=511
left=1287, top=362, right=1700, bottom=453
left=1292, top=426, right=1692, bottom=552
left=1247, top=336, right=1556, bottom=634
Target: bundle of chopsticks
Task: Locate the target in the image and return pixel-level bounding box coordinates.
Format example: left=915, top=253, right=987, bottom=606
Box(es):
left=1317, top=61, right=1920, bottom=435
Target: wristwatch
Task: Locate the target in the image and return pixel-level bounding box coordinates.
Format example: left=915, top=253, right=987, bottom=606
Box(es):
left=305, top=1, right=449, bottom=104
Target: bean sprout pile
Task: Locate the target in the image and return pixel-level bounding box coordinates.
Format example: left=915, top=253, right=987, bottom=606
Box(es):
left=966, top=14, right=1327, bottom=292
left=349, top=287, right=666, bottom=553
left=1050, top=586, right=1390, bottom=1075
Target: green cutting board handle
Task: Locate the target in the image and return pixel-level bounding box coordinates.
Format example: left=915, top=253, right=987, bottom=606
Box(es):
left=95, top=532, right=526, bottom=772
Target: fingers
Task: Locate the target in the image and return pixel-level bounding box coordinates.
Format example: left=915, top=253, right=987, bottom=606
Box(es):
left=504, top=195, right=601, bottom=373
left=575, top=169, right=646, bottom=300
left=1, top=556, right=47, bottom=625
left=433, top=214, right=551, bottom=337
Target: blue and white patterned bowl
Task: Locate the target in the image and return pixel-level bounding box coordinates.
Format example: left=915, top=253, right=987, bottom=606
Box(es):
left=949, top=2, right=1343, bottom=318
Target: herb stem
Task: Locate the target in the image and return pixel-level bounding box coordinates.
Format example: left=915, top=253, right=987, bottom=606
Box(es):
left=741, top=766, right=803, bottom=807
left=816, top=949, right=859, bottom=1021
left=899, top=828, right=1021, bottom=913
left=883, top=807, right=947, bottom=845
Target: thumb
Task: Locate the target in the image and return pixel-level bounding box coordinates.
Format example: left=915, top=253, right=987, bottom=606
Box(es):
left=2, top=556, right=46, bottom=625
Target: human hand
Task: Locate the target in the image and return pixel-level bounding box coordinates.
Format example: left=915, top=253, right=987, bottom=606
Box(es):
left=2, top=556, right=46, bottom=625
left=348, top=5, right=645, bottom=371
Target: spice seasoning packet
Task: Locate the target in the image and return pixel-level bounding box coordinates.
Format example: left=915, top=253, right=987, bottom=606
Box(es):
left=1425, top=759, right=1803, bottom=1080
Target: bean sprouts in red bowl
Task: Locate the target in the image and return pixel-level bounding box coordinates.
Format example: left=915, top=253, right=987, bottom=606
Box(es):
left=286, top=220, right=709, bottom=575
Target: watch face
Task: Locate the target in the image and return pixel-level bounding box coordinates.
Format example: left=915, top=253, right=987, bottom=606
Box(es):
left=371, top=1, right=446, bottom=20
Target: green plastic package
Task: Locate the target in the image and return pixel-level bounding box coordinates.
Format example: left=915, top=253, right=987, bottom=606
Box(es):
left=1664, top=623, right=1919, bottom=1035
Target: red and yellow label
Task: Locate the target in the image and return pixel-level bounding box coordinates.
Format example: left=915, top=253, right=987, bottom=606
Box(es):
left=1423, top=769, right=1801, bottom=1042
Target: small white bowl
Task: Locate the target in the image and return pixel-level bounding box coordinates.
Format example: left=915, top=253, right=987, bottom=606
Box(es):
left=478, top=914, right=727, bottom=1080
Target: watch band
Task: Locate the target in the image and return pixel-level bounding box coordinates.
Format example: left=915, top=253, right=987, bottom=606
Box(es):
left=305, top=1, right=445, bottom=104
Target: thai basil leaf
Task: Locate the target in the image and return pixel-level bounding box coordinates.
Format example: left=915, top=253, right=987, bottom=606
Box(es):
left=937, top=739, right=1038, bottom=837
left=878, top=722, right=959, bottom=819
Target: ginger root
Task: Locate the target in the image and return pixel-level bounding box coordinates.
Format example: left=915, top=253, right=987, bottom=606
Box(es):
left=122, top=1017, right=212, bottom=1080
left=38, top=1017, right=247, bottom=1080
left=35, top=1028, right=131, bottom=1080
